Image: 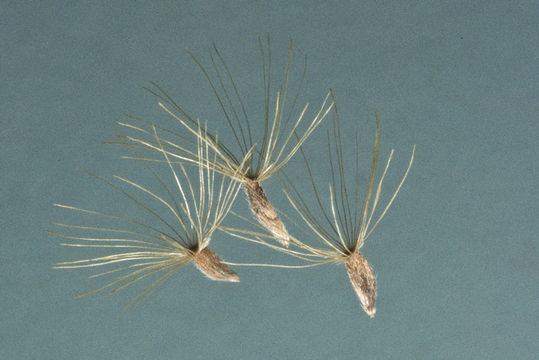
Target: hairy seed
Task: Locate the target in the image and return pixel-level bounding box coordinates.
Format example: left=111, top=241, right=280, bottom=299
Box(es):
left=244, top=179, right=290, bottom=247
left=193, top=247, right=240, bottom=282
left=345, top=252, right=377, bottom=318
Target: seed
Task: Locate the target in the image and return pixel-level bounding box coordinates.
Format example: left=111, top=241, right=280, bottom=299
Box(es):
left=244, top=179, right=290, bottom=247
left=193, top=247, right=240, bottom=282
left=345, top=252, right=377, bottom=318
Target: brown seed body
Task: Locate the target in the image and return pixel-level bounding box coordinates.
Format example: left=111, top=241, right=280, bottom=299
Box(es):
left=193, top=247, right=240, bottom=282
left=345, top=252, right=377, bottom=318
left=244, top=179, right=290, bottom=247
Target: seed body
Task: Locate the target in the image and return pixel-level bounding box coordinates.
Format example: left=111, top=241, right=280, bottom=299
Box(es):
left=345, top=252, right=377, bottom=318
left=193, top=247, right=240, bottom=282
left=244, top=179, right=290, bottom=247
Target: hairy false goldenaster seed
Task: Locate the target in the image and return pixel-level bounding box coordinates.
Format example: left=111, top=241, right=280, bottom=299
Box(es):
left=244, top=179, right=290, bottom=247
left=345, top=252, right=377, bottom=318
left=193, top=247, right=240, bottom=282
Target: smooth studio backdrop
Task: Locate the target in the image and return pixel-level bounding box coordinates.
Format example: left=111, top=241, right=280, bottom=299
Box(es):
left=2, top=1, right=537, bottom=359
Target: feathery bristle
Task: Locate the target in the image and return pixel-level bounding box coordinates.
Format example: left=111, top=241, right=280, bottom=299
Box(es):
left=193, top=247, right=240, bottom=282
left=345, top=252, right=377, bottom=318
left=244, top=179, right=290, bottom=247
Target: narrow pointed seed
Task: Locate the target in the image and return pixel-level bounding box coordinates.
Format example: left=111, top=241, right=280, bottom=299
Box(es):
left=193, top=247, right=240, bottom=282
left=244, top=179, right=290, bottom=247
left=345, top=252, right=377, bottom=318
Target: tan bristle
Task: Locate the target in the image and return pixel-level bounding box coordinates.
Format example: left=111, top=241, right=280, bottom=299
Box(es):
left=193, top=247, right=240, bottom=282
left=345, top=252, right=377, bottom=318
left=244, top=179, right=290, bottom=247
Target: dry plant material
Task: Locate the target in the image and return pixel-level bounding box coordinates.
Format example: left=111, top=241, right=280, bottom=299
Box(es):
left=223, top=96, right=415, bottom=318
left=345, top=252, right=376, bottom=318
left=50, top=126, right=241, bottom=314
left=244, top=179, right=289, bottom=247
left=50, top=34, right=417, bottom=320
left=193, top=247, right=240, bottom=282
left=113, top=35, right=333, bottom=246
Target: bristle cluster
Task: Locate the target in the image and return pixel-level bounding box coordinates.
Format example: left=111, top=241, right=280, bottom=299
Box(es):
left=193, top=247, right=240, bottom=282
left=52, top=36, right=414, bottom=318
left=345, top=252, right=377, bottom=318
left=244, top=179, right=290, bottom=247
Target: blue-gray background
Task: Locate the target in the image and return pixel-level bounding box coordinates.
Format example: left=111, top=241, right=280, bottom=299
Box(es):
left=2, top=1, right=537, bottom=359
